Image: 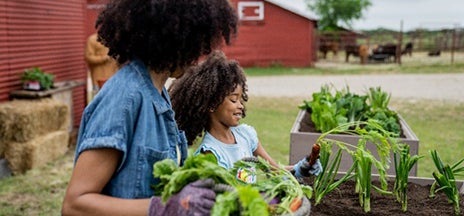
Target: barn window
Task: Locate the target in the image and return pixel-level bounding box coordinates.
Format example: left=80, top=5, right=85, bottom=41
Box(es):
left=238, top=2, right=264, bottom=21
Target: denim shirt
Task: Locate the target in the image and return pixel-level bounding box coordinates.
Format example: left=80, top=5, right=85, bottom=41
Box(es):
left=75, top=59, right=188, bottom=198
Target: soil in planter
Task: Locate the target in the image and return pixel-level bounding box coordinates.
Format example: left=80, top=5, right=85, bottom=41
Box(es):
left=307, top=180, right=464, bottom=216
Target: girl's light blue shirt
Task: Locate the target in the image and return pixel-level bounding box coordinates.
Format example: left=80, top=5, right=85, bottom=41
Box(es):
left=195, top=124, right=258, bottom=169
left=75, top=59, right=188, bottom=199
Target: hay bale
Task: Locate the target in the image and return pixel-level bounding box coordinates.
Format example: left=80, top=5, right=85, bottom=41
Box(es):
left=0, top=99, right=69, bottom=143
left=4, top=130, right=69, bottom=175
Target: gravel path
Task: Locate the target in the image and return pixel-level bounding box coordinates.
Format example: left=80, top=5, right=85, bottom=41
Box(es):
left=246, top=73, right=464, bottom=102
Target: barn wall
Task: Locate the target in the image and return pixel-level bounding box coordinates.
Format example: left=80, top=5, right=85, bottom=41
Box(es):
left=224, top=0, right=317, bottom=67
left=86, top=0, right=107, bottom=37
left=0, top=0, right=87, bottom=128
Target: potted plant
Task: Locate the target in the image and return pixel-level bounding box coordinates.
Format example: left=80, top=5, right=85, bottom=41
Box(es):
left=19, top=67, right=54, bottom=90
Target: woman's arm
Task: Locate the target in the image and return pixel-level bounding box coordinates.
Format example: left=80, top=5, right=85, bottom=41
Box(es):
left=61, top=148, right=150, bottom=216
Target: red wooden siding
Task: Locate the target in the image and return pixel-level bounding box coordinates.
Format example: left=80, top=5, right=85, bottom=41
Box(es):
left=0, top=0, right=87, bottom=128
left=86, top=0, right=107, bottom=38
left=224, top=0, right=317, bottom=67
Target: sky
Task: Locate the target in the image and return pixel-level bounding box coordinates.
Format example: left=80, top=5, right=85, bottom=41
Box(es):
left=351, top=0, right=463, bottom=31
left=285, top=0, right=463, bottom=31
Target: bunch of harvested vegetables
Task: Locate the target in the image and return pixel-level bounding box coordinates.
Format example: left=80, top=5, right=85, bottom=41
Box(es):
left=152, top=153, right=313, bottom=216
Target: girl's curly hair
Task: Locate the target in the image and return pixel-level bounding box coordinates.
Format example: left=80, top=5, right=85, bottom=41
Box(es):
left=96, top=0, right=238, bottom=72
left=169, top=51, right=248, bottom=145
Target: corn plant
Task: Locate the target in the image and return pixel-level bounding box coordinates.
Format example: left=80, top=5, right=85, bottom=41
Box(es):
left=393, top=144, right=423, bottom=212
left=429, top=150, right=463, bottom=216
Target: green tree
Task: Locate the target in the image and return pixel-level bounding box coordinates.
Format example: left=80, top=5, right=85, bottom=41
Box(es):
left=306, top=0, right=372, bottom=31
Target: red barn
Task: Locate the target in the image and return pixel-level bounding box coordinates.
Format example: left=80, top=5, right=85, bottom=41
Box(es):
left=0, top=0, right=87, bottom=128
left=223, top=0, right=318, bottom=67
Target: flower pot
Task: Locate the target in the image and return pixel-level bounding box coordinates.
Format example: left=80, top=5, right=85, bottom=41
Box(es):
left=289, top=110, right=420, bottom=176
left=23, top=80, right=42, bottom=91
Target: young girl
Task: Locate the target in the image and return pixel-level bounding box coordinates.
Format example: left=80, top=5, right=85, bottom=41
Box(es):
left=169, top=51, right=321, bottom=179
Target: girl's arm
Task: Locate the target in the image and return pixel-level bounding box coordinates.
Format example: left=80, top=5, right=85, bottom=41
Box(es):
left=252, top=142, right=279, bottom=168
left=253, top=141, right=295, bottom=171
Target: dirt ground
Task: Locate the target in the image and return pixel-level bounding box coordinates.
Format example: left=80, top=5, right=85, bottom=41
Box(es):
left=309, top=180, right=464, bottom=216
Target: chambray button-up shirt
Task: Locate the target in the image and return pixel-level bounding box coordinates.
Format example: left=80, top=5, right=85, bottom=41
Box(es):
left=75, top=59, right=188, bottom=198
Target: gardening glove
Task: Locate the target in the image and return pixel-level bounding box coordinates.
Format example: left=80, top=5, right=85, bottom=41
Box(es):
left=294, top=158, right=323, bottom=178
left=148, top=178, right=217, bottom=216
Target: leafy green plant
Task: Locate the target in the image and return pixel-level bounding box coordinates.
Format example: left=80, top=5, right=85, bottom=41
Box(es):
left=367, top=86, right=391, bottom=110
left=311, top=120, right=396, bottom=212
left=299, top=84, right=401, bottom=136
left=20, top=67, right=54, bottom=90
left=351, top=121, right=395, bottom=213
left=429, top=150, right=463, bottom=215
left=364, top=86, right=401, bottom=136
left=298, top=84, right=349, bottom=132
left=312, top=139, right=356, bottom=205
left=393, top=144, right=423, bottom=212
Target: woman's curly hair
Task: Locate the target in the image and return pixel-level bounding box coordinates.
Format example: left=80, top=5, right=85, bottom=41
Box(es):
left=96, top=0, right=238, bottom=72
left=169, top=51, right=248, bottom=145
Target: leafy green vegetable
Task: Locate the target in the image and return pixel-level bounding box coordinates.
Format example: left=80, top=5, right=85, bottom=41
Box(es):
left=237, top=185, right=269, bottom=216
left=153, top=154, right=312, bottom=215
left=299, top=84, right=401, bottom=136
left=152, top=153, right=236, bottom=202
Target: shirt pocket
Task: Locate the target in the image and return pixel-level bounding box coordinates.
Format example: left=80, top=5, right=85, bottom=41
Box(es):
left=135, top=146, right=169, bottom=198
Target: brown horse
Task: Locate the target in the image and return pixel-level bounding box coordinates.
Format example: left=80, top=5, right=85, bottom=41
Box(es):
left=319, top=41, right=339, bottom=59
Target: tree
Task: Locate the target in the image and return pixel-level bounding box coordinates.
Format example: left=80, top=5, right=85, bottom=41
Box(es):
left=306, top=0, right=372, bottom=31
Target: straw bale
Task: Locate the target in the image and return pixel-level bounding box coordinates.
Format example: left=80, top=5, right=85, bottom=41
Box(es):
left=0, top=99, right=69, bottom=143
left=4, top=130, right=69, bottom=175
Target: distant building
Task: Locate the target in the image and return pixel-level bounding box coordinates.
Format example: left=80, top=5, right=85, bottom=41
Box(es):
left=223, top=0, right=319, bottom=67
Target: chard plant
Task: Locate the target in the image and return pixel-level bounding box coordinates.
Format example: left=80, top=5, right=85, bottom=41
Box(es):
left=393, top=143, right=423, bottom=212
left=298, top=84, right=400, bottom=136
left=429, top=150, right=464, bottom=216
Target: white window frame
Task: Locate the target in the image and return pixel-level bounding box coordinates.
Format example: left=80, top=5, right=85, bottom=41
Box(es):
left=238, top=2, right=264, bottom=21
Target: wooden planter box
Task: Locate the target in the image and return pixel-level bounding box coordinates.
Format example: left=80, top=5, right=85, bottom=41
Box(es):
left=290, top=110, right=420, bottom=176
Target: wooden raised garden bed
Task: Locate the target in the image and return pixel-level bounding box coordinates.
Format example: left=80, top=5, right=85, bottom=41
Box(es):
left=289, top=109, right=420, bottom=176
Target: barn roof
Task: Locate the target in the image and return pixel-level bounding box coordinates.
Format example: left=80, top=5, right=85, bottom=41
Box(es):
left=265, top=0, right=318, bottom=21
